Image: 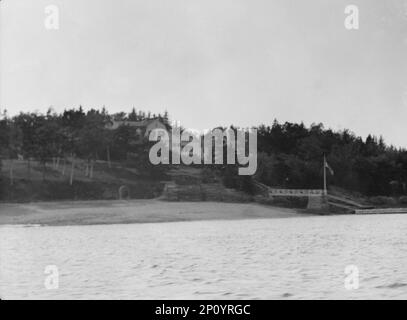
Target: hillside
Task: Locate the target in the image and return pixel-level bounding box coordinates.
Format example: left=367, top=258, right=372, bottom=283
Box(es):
left=0, top=159, right=164, bottom=202
left=2, top=108, right=407, bottom=205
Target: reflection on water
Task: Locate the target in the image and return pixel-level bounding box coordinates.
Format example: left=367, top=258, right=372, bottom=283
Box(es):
left=1, top=214, right=407, bottom=299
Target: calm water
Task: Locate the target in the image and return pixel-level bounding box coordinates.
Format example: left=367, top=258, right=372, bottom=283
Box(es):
left=1, top=214, right=407, bottom=299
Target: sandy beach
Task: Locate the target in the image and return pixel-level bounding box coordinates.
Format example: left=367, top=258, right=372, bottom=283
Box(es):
left=0, top=200, right=301, bottom=226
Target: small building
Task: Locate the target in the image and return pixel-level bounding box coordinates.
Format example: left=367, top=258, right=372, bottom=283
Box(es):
left=106, top=118, right=167, bottom=138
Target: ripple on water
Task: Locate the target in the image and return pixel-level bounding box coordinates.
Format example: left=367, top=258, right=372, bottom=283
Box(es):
left=376, top=282, right=407, bottom=289
left=0, top=215, right=407, bottom=299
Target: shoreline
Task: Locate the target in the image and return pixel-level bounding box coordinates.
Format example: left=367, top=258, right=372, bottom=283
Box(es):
left=0, top=199, right=304, bottom=226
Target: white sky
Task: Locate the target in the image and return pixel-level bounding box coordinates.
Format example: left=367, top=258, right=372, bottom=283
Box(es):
left=1, top=0, right=407, bottom=147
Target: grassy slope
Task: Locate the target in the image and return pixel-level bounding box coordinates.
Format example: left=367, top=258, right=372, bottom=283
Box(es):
left=0, top=159, right=164, bottom=202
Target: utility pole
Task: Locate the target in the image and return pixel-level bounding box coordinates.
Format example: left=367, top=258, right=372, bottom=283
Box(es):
left=323, top=154, right=327, bottom=195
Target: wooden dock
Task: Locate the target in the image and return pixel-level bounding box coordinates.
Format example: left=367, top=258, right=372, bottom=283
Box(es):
left=253, top=181, right=407, bottom=215
left=354, top=208, right=407, bottom=214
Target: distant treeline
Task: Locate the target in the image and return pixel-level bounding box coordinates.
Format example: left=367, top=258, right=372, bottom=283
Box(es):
left=1, top=107, right=406, bottom=196
left=254, top=121, right=407, bottom=196
left=0, top=107, right=170, bottom=162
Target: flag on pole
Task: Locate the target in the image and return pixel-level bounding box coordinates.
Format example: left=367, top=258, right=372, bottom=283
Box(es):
left=324, top=158, right=334, bottom=175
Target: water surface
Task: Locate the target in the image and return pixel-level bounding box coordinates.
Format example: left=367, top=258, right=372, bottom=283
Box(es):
left=1, top=214, right=406, bottom=299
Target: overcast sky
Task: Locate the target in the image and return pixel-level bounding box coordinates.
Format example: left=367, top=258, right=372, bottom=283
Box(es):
left=1, top=0, right=407, bottom=146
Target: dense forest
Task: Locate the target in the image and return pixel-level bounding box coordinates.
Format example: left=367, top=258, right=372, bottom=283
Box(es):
left=254, top=121, right=407, bottom=196
left=1, top=107, right=406, bottom=197
left=0, top=107, right=170, bottom=162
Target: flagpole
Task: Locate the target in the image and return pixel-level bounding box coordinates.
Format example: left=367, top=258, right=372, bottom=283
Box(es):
left=323, top=154, right=327, bottom=195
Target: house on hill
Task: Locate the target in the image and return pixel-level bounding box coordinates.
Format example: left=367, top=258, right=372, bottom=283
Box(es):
left=105, top=118, right=169, bottom=153
left=106, top=118, right=168, bottom=138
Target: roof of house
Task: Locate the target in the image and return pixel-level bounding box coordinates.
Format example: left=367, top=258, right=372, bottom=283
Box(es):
left=106, top=118, right=165, bottom=130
